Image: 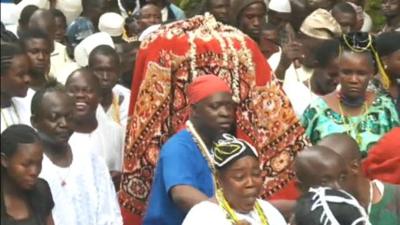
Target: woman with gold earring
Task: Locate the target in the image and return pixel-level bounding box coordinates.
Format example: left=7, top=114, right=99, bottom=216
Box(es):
left=183, top=134, right=287, bottom=225
left=376, top=31, right=400, bottom=114
left=301, top=32, right=400, bottom=156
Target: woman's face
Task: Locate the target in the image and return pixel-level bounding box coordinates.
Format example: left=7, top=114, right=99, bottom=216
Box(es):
left=0, top=54, right=32, bottom=98
left=339, top=51, right=374, bottom=99
left=384, top=49, right=400, bottom=80
left=1, top=142, right=43, bottom=190
left=218, top=156, right=262, bottom=213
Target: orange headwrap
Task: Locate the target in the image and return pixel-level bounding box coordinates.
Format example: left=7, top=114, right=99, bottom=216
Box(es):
left=187, top=75, right=232, bottom=105
left=363, top=128, right=400, bottom=184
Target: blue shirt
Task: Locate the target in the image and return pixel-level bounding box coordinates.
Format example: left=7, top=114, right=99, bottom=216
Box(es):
left=143, top=130, right=214, bottom=225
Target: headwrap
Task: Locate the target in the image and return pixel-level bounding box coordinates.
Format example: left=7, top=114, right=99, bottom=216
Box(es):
left=74, top=32, right=115, bottom=67
left=187, top=75, right=232, bottom=105
left=213, top=133, right=258, bottom=168
left=296, top=187, right=371, bottom=225
left=230, top=0, right=266, bottom=26
left=98, top=12, right=125, bottom=37
left=300, top=9, right=342, bottom=40
left=268, top=0, right=291, bottom=13
left=363, top=128, right=400, bottom=184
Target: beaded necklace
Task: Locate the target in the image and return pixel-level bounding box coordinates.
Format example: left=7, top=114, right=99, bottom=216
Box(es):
left=338, top=101, right=369, bottom=145
left=216, top=189, right=269, bottom=225
left=186, top=120, right=218, bottom=190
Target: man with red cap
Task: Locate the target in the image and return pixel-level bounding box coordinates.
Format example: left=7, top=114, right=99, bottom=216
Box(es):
left=142, top=75, right=236, bottom=225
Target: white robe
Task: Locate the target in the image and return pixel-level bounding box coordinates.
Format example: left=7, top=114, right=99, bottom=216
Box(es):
left=39, top=147, right=122, bottom=225
left=1, top=89, right=35, bottom=133
left=69, top=111, right=124, bottom=172
left=183, top=199, right=287, bottom=225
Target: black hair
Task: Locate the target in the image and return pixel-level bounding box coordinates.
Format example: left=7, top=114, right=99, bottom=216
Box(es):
left=332, top=2, right=357, bottom=16
left=31, top=79, right=66, bottom=117
left=1, top=23, right=19, bottom=43
left=295, top=188, right=366, bottom=225
left=340, top=32, right=377, bottom=72
left=314, top=39, right=340, bottom=67
left=50, top=8, right=67, bottom=25
left=19, top=28, right=53, bottom=52
left=88, top=45, right=120, bottom=67
left=65, top=67, right=101, bottom=95
left=121, top=0, right=138, bottom=15
left=18, top=5, right=39, bottom=27
left=375, top=31, right=400, bottom=57
left=1, top=124, right=40, bottom=158
left=1, top=42, right=26, bottom=77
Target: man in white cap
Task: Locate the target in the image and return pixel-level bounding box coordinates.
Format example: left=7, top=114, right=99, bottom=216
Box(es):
left=278, top=9, right=342, bottom=117
left=98, top=12, right=126, bottom=43
left=74, top=32, right=115, bottom=68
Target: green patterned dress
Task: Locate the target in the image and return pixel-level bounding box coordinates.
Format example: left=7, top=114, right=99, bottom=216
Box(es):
left=301, top=94, right=400, bottom=156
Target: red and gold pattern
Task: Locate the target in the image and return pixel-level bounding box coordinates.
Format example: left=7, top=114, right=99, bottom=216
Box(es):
left=120, top=14, right=308, bottom=223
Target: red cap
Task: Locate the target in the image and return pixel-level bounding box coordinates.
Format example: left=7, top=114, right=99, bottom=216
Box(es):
left=187, top=75, right=232, bottom=105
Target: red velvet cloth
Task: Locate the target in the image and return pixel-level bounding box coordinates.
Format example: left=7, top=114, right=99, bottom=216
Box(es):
left=120, top=15, right=307, bottom=224
left=363, top=128, right=400, bottom=184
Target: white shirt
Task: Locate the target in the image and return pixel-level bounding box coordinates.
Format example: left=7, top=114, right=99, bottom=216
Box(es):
left=183, top=199, right=287, bottom=225
left=283, top=79, right=319, bottom=118
left=40, top=148, right=122, bottom=225
left=1, top=89, right=35, bottom=133
left=69, top=110, right=124, bottom=172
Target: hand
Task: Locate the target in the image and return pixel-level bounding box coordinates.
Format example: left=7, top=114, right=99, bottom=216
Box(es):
left=281, top=41, right=305, bottom=68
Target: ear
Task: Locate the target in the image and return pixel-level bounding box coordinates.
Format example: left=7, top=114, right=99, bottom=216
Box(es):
left=30, top=115, right=39, bottom=130
left=349, top=159, right=361, bottom=174
left=1, top=153, right=9, bottom=169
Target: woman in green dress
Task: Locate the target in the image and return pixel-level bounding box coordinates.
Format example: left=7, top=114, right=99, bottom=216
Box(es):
left=301, top=32, right=400, bottom=156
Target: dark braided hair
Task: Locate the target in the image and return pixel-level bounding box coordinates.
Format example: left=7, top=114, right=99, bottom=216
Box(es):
left=1, top=42, right=26, bottom=77
left=340, top=32, right=391, bottom=88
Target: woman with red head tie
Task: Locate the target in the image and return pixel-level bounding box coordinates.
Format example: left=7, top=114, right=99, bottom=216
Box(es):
left=120, top=13, right=307, bottom=224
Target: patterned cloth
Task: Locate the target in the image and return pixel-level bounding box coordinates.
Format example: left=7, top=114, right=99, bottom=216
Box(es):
left=120, top=14, right=307, bottom=223
left=301, top=94, right=400, bottom=155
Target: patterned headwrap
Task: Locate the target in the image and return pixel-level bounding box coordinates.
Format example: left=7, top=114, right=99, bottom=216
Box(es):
left=300, top=9, right=342, bottom=40
left=213, top=133, right=258, bottom=169
left=296, top=187, right=371, bottom=225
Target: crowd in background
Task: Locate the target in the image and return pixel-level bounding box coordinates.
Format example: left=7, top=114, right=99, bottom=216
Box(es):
left=1, top=0, right=399, bottom=225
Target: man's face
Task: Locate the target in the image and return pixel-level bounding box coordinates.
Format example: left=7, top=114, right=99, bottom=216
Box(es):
left=65, top=72, right=100, bottom=120
left=138, top=4, right=162, bottom=32
left=89, top=54, right=120, bottom=91
left=54, top=16, right=67, bottom=44
left=192, top=92, right=236, bottom=137
left=32, top=91, right=75, bottom=148
left=28, top=10, right=56, bottom=40
left=382, top=0, right=400, bottom=17
left=297, top=34, right=327, bottom=68
left=238, top=2, right=266, bottom=41
left=333, top=11, right=357, bottom=33
left=23, top=38, right=51, bottom=77
left=314, top=57, right=340, bottom=95
left=207, top=0, right=230, bottom=24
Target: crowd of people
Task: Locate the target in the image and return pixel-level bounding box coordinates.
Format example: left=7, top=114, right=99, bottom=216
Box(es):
left=1, top=0, right=399, bottom=225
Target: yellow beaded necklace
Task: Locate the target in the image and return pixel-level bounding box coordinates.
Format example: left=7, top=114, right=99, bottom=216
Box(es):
left=338, top=101, right=369, bottom=145
left=216, top=189, right=269, bottom=225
